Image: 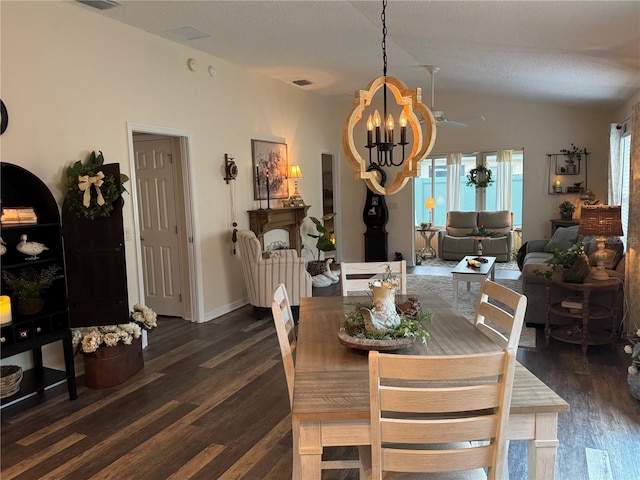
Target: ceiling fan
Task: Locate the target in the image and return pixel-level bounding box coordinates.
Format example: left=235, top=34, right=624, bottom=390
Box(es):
left=425, top=65, right=486, bottom=128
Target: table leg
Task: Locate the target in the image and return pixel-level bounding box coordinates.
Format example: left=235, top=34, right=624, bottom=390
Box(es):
left=295, top=420, right=322, bottom=480
left=581, top=290, right=591, bottom=356
left=527, top=413, right=559, bottom=480
left=453, top=276, right=459, bottom=305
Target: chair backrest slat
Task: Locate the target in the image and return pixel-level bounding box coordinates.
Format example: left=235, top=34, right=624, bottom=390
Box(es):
left=369, top=349, right=516, bottom=479
left=340, top=260, right=407, bottom=296
left=473, top=279, right=527, bottom=351
left=271, top=283, right=296, bottom=407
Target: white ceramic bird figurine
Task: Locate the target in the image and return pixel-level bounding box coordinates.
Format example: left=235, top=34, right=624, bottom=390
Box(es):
left=0, top=237, right=6, bottom=256
left=16, top=234, right=49, bottom=261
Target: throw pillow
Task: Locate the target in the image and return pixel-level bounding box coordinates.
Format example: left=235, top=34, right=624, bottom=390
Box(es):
left=544, top=225, right=579, bottom=252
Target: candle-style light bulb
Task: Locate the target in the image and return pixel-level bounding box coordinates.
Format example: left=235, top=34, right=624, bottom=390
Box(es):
left=555, top=180, right=561, bottom=186
left=399, top=110, right=407, bottom=144
left=373, top=110, right=381, bottom=144
left=387, top=114, right=394, bottom=144
left=366, top=114, right=373, bottom=147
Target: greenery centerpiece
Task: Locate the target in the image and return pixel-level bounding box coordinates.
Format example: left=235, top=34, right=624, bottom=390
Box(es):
left=339, top=265, right=431, bottom=348
left=560, top=143, right=586, bottom=174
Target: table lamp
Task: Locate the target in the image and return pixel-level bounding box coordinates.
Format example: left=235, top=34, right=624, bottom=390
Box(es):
left=424, top=197, right=435, bottom=228
left=577, top=205, right=623, bottom=280
left=288, top=165, right=303, bottom=199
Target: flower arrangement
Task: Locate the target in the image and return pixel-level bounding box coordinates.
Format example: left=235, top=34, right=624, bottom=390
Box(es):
left=466, top=165, right=493, bottom=189
left=369, top=264, right=400, bottom=290
left=533, top=241, right=590, bottom=283
left=72, top=304, right=157, bottom=354
left=625, top=328, right=640, bottom=375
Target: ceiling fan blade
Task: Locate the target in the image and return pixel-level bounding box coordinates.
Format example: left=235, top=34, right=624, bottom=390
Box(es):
left=438, top=118, right=468, bottom=128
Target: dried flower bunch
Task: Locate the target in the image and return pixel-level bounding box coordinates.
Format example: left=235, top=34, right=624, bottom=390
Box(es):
left=625, top=328, right=640, bottom=375
left=369, top=264, right=400, bottom=290
left=72, top=304, right=157, bottom=354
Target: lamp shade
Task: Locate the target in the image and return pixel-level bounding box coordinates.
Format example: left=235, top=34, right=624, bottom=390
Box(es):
left=578, top=205, right=623, bottom=237
left=424, top=197, right=435, bottom=209
left=288, top=165, right=303, bottom=179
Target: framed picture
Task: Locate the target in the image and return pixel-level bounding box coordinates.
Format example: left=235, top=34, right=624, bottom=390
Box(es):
left=252, top=140, right=289, bottom=200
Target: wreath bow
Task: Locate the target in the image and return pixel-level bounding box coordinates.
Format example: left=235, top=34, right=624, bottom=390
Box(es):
left=78, top=171, right=106, bottom=207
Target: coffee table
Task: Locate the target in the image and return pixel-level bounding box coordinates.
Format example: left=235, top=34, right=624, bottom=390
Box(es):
left=451, top=255, right=496, bottom=304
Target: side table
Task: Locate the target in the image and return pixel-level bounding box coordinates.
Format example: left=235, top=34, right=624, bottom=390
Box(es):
left=544, top=275, right=623, bottom=356
left=417, top=228, right=438, bottom=259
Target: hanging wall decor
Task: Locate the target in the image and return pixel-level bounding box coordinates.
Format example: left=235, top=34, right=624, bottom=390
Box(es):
left=252, top=140, right=289, bottom=200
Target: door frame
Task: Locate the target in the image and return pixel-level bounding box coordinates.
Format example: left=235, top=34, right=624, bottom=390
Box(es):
left=126, top=122, right=203, bottom=323
left=321, top=150, right=342, bottom=263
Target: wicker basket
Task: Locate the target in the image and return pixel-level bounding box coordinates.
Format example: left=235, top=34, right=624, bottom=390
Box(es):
left=1, top=365, right=23, bottom=399
left=307, top=260, right=327, bottom=276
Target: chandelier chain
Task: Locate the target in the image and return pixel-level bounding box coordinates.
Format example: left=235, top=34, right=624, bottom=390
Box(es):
left=381, top=0, right=387, bottom=77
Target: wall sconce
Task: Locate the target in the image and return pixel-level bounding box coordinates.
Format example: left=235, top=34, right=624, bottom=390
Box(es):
left=553, top=180, right=563, bottom=194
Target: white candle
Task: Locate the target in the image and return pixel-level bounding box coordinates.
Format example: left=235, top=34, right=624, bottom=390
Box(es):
left=0, top=295, right=12, bottom=325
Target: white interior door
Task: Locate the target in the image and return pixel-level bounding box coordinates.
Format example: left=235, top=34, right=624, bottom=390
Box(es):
left=133, top=137, right=183, bottom=316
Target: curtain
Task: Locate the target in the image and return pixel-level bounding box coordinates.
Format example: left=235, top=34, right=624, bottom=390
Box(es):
left=446, top=153, right=461, bottom=212
left=609, top=123, right=623, bottom=205
left=496, top=150, right=513, bottom=211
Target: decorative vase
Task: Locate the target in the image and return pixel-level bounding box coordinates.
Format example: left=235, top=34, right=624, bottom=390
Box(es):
left=560, top=212, right=573, bottom=220
left=16, top=298, right=45, bottom=316
left=628, top=374, right=640, bottom=400
left=371, top=285, right=396, bottom=304
left=82, top=336, right=143, bottom=389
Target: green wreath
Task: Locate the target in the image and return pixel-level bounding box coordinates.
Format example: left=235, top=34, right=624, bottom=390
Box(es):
left=65, top=151, right=128, bottom=220
left=466, top=165, right=494, bottom=189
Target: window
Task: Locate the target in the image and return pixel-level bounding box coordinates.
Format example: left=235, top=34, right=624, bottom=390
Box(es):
left=415, top=150, right=523, bottom=227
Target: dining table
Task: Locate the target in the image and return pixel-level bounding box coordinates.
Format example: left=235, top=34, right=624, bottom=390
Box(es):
left=291, top=294, right=570, bottom=480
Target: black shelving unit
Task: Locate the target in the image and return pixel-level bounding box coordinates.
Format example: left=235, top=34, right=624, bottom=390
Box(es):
left=1, top=163, right=77, bottom=415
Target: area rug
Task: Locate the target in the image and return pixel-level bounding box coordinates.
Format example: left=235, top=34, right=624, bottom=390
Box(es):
left=406, top=274, right=536, bottom=348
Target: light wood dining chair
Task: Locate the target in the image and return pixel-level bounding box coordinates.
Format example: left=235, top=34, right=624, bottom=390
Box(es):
left=367, top=349, right=517, bottom=480
left=473, top=279, right=527, bottom=351
left=340, top=260, right=407, bottom=296
left=271, top=284, right=363, bottom=474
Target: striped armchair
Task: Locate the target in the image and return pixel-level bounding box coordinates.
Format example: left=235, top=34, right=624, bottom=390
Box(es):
left=237, top=230, right=312, bottom=309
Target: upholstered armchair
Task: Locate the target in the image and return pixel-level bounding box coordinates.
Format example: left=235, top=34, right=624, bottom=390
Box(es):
left=237, top=230, right=312, bottom=311
left=438, top=210, right=514, bottom=262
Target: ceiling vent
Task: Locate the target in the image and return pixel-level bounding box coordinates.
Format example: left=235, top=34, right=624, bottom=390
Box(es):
left=165, top=26, right=210, bottom=41
left=77, top=0, right=119, bottom=10
left=292, top=79, right=312, bottom=87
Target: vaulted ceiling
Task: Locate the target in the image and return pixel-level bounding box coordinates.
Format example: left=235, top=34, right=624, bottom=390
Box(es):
left=78, top=0, right=640, bottom=111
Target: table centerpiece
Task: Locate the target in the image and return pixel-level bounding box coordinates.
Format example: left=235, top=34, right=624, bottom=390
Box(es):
left=338, top=265, right=432, bottom=351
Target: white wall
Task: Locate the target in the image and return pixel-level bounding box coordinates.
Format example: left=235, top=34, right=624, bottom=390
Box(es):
left=0, top=2, right=341, bottom=369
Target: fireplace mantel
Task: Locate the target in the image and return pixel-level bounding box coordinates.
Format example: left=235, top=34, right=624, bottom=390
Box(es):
left=248, top=206, right=310, bottom=255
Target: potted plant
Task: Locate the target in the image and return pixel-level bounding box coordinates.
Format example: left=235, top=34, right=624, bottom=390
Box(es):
left=560, top=144, right=585, bottom=174
left=305, top=213, right=336, bottom=275
left=559, top=200, right=576, bottom=220
left=1, top=265, right=63, bottom=315
left=533, top=242, right=590, bottom=284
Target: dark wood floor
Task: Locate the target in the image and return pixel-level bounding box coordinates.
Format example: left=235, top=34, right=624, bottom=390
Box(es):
left=2, top=270, right=639, bottom=479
